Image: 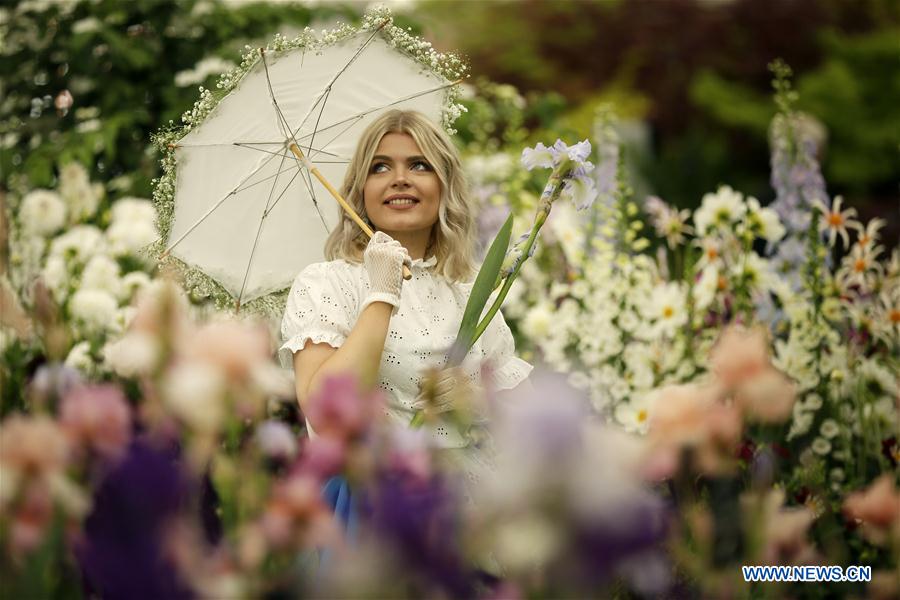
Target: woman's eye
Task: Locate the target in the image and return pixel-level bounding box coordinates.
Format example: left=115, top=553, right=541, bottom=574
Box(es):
left=411, top=160, right=432, bottom=171
left=370, top=162, right=388, bottom=174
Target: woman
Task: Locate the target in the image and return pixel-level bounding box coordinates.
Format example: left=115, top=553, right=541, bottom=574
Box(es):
left=278, top=109, right=531, bottom=465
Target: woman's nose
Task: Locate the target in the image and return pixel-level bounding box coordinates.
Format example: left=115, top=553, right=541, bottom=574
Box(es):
left=390, top=168, right=410, bottom=187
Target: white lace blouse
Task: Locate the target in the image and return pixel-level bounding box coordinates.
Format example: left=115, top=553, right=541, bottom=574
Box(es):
left=278, top=255, right=533, bottom=447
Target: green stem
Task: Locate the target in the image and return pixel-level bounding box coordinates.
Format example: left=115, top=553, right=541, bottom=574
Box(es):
left=470, top=189, right=559, bottom=347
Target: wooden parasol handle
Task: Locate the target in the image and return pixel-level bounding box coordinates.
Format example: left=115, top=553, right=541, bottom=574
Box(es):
left=289, top=143, right=411, bottom=281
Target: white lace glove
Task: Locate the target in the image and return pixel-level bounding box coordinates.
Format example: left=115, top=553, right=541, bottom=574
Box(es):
left=359, top=231, right=413, bottom=314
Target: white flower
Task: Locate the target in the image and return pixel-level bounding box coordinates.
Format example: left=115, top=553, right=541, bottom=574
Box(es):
left=174, top=56, right=237, bottom=88
left=110, top=197, right=156, bottom=225
left=81, top=254, right=122, bottom=297
left=58, top=163, right=101, bottom=222
left=120, top=271, right=152, bottom=302
left=614, top=394, right=653, bottom=434
left=803, top=394, right=823, bottom=411
left=819, top=419, right=840, bottom=439
left=641, top=282, right=687, bottom=337
left=811, top=437, right=832, bottom=455
left=20, top=190, right=67, bottom=236
left=522, top=303, right=554, bottom=338
left=72, top=17, right=101, bottom=34
left=106, top=219, right=158, bottom=257
left=694, top=185, right=746, bottom=236
left=743, top=197, right=786, bottom=244
left=69, top=288, right=118, bottom=334
left=162, top=362, right=226, bottom=433
left=49, top=225, right=105, bottom=263
left=520, top=142, right=556, bottom=170
left=40, top=254, right=70, bottom=301
left=102, top=331, right=160, bottom=377
left=732, top=252, right=776, bottom=293
left=64, top=341, right=94, bottom=373
left=694, top=265, right=720, bottom=311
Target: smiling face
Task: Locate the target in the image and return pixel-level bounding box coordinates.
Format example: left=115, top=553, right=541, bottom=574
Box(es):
left=363, top=132, right=441, bottom=254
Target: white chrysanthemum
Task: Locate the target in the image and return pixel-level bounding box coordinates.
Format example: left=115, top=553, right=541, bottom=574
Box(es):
left=69, top=288, right=118, bottom=333
left=641, top=282, right=687, bottom=337
left=106, top=219, right=158, bottom=257
left=102, top=331, right=160, bottom=378
left=41, top=254, right=70, bottom=301
left=694, top=185, right=746, bottom=236
left=120, top=271, right=152, bottom=302
left=20, top=189, right=67, bottom=236
left=521, top=302, right=554, bottom=338
left=64, top=341, right=94, bottom=373
left=81, top=254, right=122, bottom=297
left=49, top=225, right=105, bottom=263
left=162, top=362, right=227, bottom=433
left=110, top=197, right=156, bottom=226
left=58, top=163, right=101, bottom=222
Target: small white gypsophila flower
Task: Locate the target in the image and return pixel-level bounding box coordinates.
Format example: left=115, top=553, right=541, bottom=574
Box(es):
left=69, top=288, right=119, bottom=334
left=20, top=189, right=67, bottom=236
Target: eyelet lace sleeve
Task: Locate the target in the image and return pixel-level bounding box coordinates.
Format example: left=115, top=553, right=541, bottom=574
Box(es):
left=278, top=262, right=357, bottom=370
left=480, top=309, right=533, bottom=390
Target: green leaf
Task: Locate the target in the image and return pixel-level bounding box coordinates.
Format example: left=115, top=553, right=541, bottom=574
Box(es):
left=447, top=212, right=514, bottom=366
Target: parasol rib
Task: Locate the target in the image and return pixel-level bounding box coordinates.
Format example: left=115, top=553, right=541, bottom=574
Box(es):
left=259, top=47, right=331, bottom=236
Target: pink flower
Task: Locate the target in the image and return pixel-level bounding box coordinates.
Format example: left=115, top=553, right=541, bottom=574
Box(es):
left=183, top=319, right=271, bottom=383
left=298, top=436, right=346, bottom=479
left=744, top=489, right=817, bottom=565
left=645, top=384, right=742, bottom=478
left=304, top=374, right=385, bottom=441
left=0, top=414, right=68, bottom=477
left=734, top=368, right=796, bottom=423
left=255, top=421, right=298, bottom=461
left=709, top=325, right=771, bottom=388
left=9, top=481, right=54, bottom=557
left=844, top=475, right=900, bottom=546
left=59, top=384, right=132, bottom=461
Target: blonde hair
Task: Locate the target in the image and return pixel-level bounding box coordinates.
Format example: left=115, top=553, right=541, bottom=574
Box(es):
left=323, top=110, right=477, bottom=283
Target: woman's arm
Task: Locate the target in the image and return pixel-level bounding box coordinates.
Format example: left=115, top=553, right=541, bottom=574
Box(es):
left=290, top=231, right=411, bottom=416
left=293, top=300, right=393, bottom=411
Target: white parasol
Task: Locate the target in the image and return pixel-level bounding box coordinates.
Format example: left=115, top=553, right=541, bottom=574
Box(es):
left=152, top=8, right=466, bottom=314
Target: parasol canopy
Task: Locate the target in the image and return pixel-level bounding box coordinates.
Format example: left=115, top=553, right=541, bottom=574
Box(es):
left=156, top=10, right=465, bottom=312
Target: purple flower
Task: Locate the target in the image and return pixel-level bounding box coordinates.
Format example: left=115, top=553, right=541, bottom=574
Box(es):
left=78, top=439, right=193, bottom=600
left=521, top=139, right=597, bottom=210
left=364, top=468, right=474, bottom=597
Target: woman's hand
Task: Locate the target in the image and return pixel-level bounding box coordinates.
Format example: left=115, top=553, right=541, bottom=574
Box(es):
left=361, top=231, right=413, bottom=311
left=412, top=366, right=485, bottom=420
